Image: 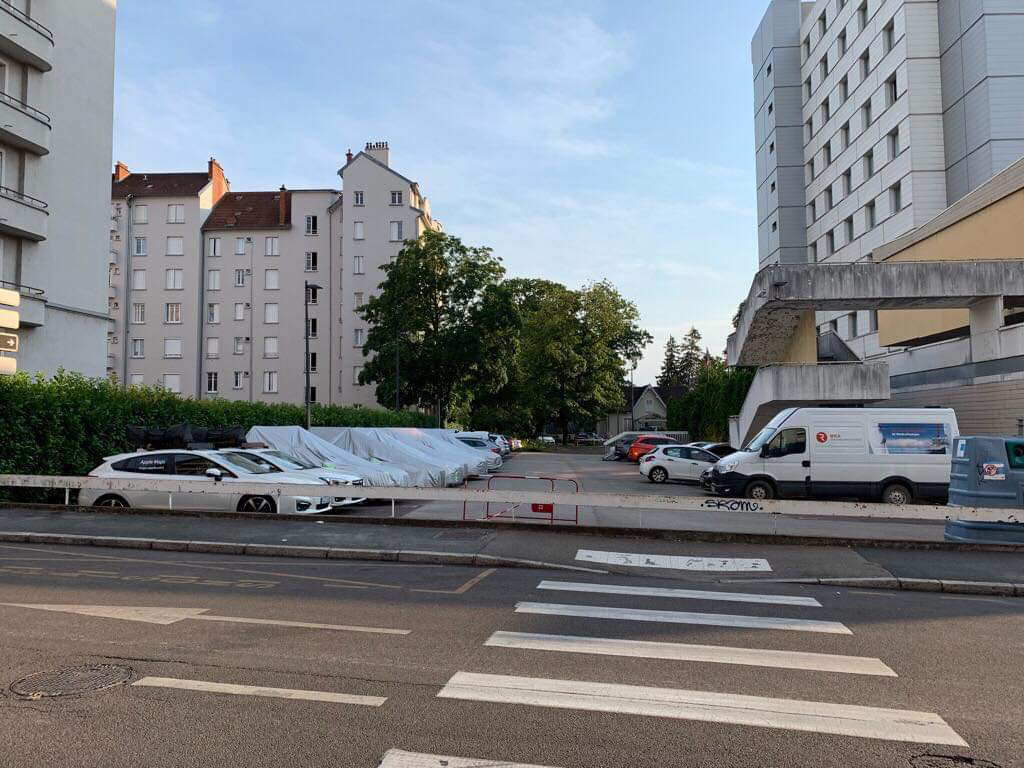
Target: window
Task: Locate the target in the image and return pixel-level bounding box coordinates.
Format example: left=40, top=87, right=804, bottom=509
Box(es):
left=307, top=317, right=318, bottom=338
left=885, top=75, right=898, bottom=107
left=887, top=128, right=899, bottom=160
left=234, top=268, right=246, bottom=287
left=208, top=237, right=221, bottom=257
left=233, top=371, right=243, bottom=389
left=263, top=371, right=278, bottom=393
left=130, top=374, right=144, bottom=387
left=163, top=338, right=182, bottom=358
left=824, top=141, right=832, bottom=167
left=765, top=428, right=807, bottom=458
left=206, top=337, right=219, bottom=358
left=858, top=1, right=868, bottom=31
left=826, top=186, right=834, bottom=210
left=766, top=62, right=772, bottom=76
left=163, top=374, right=181, bottom=394
left=353, top=255, right=365, bottom=274
left=130, top=338, right=144, bottom=358
left=843, top=168, right=852, bottom=195
left=354, top=291, right=364, bottom=308
left=131, top=303, right=145, bottom=324
left=133, top=236, right=147, bottom=257
left=308, top=352, right=318, bottom=373
left=389, top=221, right=403, bottom=241
left=865, top=199, right=877, bottom=228
left=166, top=236, right=184, bottom=256
left=804, top=118, right=813, bottom=142
left=264, top=336, right=279, bottom=358
left=354, top=328, right=364, bottom=346
left=864, top=148, right=875, bottom=178
left=769, top=141, right=775, bottom=154
left=771, top=220, right=778, bottom=232
left=808, top=200, right=817, bottom=221
left=353, top=366, right=362, bottom=384
left=165, top=302, right=181, bottom=324
left=165, top=268, right=183, bottom=290
left=307, top=385, right=317, bottom=403
left=859, top=50, right=870, bottom=79
left=167, top=204, right=185, bottom=223
left=819, top=56, right=828, bottom=81
left=233, top=336, right=244, bottom=355
left=838, top=29, right=847, bottom=56
left=305, top=215, right=318, bottom=235
left=235, top=237, right=246, bottom=255
left=882, top=19, right=895, bottom=54
left=305, top=285, right=319, bottom=304
left=264, top=303, right=279, bottom=323
left=352, top=190, right=364, bottom=206
left=841, top=121, right=851, bottom=149
left=207, top=303, right=220, bottom=323
left=821, top=99, right=830, bottom=125
left=844, top=215, right=854, bottom=243
left=802, top=35, right=810, bottom=61
left=132, top=205, right=148, bottom=224
left=889, top=183, right=902, bottom=213
left=767, top=102, right=773, bottom=115
left=803, top=77, right=811, bottom=100
left=234, top=302, right=245, bottom=321
left=770, top=181, right=776, bottom=193
left=818, top=11, right=826, bottom=36
left=849, top=312, right=859, bottom=338
left=868, top=309, right=879, bottom=333
left=354, top=221, right=364, bottom=240
left=265, top=237, right=279, bottom=256
left=131, top=269, right=146, bottom=290
left=207, top=269, right=221, bottom=291
left=862, top=98, right=873, bottom=127
left=206, top=372, right=218, bottom=394
left=305, top=251, right=318, bottom=272
left=825, top=230, right=835, bottom=255
left=258, top=270, right=276, bottom=292
left=390, top=190, right=403, bottom=205
left=839, top=75, right=848, bottom=102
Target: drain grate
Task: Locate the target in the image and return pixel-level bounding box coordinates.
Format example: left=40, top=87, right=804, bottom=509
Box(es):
left=911, top=756, right=1002, bottom=768
left=10, top=665, right=134, bottom=699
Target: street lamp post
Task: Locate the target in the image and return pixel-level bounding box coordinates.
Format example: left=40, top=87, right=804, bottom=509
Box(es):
left=304, top=280, right=322, bottom=430
left=394, top=323, right=400, bottom=411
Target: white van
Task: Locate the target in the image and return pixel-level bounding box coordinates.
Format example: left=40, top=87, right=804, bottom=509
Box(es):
left=709, top=407, right=958, bottom=504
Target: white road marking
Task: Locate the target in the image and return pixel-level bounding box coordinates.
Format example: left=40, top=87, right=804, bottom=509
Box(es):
left=377, top=749, right=559, bottom=767
left=437, top=672, right=967, bottom=746
left=537, top=580, right=821, bottom=607
left=0, top=603, right=410, bottom=635
left=485, top=631, right=895, bottom=676
left=575, top=549, right=771, bottom=572
left=132, top=677, right=386, bottom=706
left=515, top=602, right=851, bottom=634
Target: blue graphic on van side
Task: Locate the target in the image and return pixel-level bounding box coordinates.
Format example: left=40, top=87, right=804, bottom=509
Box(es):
left=878, top=423, right=949, bottom=455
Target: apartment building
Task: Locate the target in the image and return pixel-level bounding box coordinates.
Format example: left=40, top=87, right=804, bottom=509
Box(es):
left=199, top=188, right=338, bottom=404
left=1, top=1, right=116, bottom=377
left=337, top=141, right=441, bottom=407
left=109, top=160, right=229, bottom=395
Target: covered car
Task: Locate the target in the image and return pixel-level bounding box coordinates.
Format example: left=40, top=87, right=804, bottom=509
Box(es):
left=390, top=428, right=488, bottom=478
left=312, top=427, right=457, bottom=488
left=434, top=429, right=502, bottom=471
left=246, top=426, right=413, bottom=487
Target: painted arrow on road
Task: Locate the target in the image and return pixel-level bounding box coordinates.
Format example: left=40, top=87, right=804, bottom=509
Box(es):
left=0, top=603, right=410, bottom=635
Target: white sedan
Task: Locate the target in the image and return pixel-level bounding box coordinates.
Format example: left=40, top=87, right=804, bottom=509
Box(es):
left=78, top=449, right=334, bottom=514
left=639, top=444, right=719, bottom=484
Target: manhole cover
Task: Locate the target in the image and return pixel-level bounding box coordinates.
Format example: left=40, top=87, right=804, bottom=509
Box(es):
left=432, top=530, right=488, bottom=541
left=10, top=665, right=134, bottom=699
left=911, top=756, right=1002, bottom=768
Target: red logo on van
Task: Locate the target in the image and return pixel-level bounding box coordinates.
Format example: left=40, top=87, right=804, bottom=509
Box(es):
left=815, top=431, right=829, bottom=444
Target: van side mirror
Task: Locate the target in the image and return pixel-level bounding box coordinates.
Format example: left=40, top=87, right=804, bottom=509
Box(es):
left=205, top=467, right=223, bottom=481
left=760, top=444, right=770, bottom=458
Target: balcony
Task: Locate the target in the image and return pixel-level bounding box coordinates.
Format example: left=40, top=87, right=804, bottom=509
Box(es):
left=0, top=280, right=45, bottom=326
left=0, top=185, right=48, bottom=240
left=0, top=2, right=54, bottom=71
left=0, top=91, right=50, bottom=154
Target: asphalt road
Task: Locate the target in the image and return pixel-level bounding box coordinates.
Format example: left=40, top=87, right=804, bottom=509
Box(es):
left=0, top=543, right=1020, bottom=768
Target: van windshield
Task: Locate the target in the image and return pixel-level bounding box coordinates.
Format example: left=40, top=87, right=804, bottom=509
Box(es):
left=743, top=427, right=776, bottom=452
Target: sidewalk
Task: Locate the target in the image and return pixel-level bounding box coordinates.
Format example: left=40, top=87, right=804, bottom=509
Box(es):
left=0, top=505, right=1021, bottom=592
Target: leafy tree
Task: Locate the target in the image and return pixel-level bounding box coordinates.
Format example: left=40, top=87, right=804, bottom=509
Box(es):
left=358, top=230, right=512, bottom=425
left=678, top=326, right=704, bottom=388
left=668, top=359, right=755, bottom=442
left=657, top=335, right=682, bottom=387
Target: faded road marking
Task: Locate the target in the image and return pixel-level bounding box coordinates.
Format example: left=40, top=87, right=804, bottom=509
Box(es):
left=575, top=549, right=771, bottom=572
left=536, top=580, right=820, bottom=607
left=133, top=676, right=386, bottom=706
left=378, top=749, right=559, bottom=767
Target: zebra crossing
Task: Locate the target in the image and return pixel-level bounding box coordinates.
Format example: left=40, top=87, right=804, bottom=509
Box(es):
left=434, top=576, right=968, bottom=749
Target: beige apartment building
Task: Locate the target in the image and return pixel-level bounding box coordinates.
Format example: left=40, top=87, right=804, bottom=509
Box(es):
left=110, top=142, right=439, bottom=408
left=1, top=0, right=116, bottom=377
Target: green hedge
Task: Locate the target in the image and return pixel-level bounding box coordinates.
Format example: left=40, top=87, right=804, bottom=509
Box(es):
left=0, top=372, right=430, bottom=483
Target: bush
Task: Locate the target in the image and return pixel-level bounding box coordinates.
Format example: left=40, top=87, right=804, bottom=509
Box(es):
left=0, top=372, right=430, bottom=486
left=666, top=362, right=755, bottom=443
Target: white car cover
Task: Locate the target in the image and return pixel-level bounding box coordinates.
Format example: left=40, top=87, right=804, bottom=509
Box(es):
left=436, top=429, right=502, bottom=470
left=312, top=427, right=455, bottom=488
left=390, top=427, right=489, bottom=477
left=246, top=426, right=412, bottom=487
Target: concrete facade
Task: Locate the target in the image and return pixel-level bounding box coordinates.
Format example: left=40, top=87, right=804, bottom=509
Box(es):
left=2, top=0, right=116, bottom=378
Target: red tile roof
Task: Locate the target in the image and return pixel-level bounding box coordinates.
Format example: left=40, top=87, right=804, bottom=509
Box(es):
left=201, top=190, right=291, bottom=231
left=111, top=172, right=211, bottom=199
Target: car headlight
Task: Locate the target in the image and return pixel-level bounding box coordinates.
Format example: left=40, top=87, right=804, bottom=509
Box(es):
left=720, top=460, right=739, bottom=473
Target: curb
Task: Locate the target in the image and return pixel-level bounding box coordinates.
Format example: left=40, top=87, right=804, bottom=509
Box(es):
left=778, top=575, right=1023, bottom=597
left=0, top=531, right=607, bottom=574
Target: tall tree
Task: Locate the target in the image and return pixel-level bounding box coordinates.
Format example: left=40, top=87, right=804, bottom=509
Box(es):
left=357, top=230, right=512, bottom=425
left=657, top=335, right=681, bottom=387
left=678, top=326, right=704, bottom=388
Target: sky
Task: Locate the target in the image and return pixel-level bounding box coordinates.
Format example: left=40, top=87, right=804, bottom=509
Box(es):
left=113, top=0, right=767, bottom=385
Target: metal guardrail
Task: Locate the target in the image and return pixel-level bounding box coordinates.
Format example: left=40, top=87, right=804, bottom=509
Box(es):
left=0, top=90, right=50, bottom=125
left=0, top=280, right=43, bottom=297
left=0, top=2, right=53, bottom=42
left=0, top=474, right=1018, bottom=524
left=0, top=185, right=47, bottom=210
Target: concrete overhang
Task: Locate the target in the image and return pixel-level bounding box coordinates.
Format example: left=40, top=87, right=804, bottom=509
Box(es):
left=727, top=261, right=1024, bottom=366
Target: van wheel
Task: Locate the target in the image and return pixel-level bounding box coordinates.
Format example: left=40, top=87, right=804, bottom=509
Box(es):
left=881, top=482, right=911, bottom=505
left=238, top=495, right=276, bottom=514
left=744, top=480, right=774, bottom=500
left=649, top=467, right=668, bottom=484
left=95, top=494, right=129, bottom=508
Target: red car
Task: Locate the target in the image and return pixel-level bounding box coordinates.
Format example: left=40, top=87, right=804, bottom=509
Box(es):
left=627, top=434, right=678, bottom=462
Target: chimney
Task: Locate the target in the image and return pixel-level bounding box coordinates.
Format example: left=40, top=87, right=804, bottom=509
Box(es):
left=113, top=161, right=130, bottom=183
left=345, top=148, right=353, bottom=163
left=208, top=157, right=228, bottom=204
left=278, top=185, right=287, bottom=226
left=364, top=140, right=389, bottom=167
